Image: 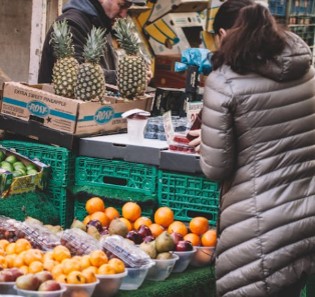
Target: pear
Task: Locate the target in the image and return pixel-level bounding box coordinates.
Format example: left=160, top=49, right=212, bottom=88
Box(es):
left=155, top=231, right=175, bottom=253
left=108, top=218, right=128, bottom=237
left=87, top=225, right=101, bottom=240
left=70, top=219, right=86, bottom=231
left=139, top=240, right=157, bottom=259
left=156, top=252, right=173, bottom=260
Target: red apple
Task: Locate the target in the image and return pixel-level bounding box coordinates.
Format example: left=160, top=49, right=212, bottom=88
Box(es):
left=175, top=240, right=193, bottom=252
left=170, top=232, right=184, bottom=245
left=126, top=230, right=143, bottom=244
left=137, top=225, right=152, bottom=238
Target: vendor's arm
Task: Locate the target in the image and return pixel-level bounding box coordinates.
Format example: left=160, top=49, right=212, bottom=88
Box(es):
left=200, top=70, right=235, bottom=181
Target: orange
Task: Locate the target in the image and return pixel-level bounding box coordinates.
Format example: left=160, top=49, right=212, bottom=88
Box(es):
left=201, top=229, right=217, bottom=247
left=62, top=258, right=81, bottom=275
left=90, top=211, right=110, bottom=227
left=15, top=238, right=32, bottom=254
left=0, top=239, right=9, bottom=250
left=86, top=197, right=105, bottom=215
left=55, top=274, right=67, bottom=283
left=82, top=266, right=98, bottom=275
left=154, top=207, right=174, bottom=228
left=107, top=258, right=125, bottom=274
left=5, top=242, right=16, bottom=255
left=66, top=271, right=86, bottom=284
left=89, top=250, right=108, bottom=267
left=83, top=215, right=91, bottom=225
left=51, top=263, right=64, bottom=278
left=52, top=245, right=71, bottom=263
left=23, top=249, right=43, bottom=266
left=149, top=223, right=165, bottom=238
left=133, top=216, right=152, bottom=231
left=119, top=217, right=133, bottom=232
left=122, top=202, right=142, bottom=222
left=0, top=255, right=7, bottom=269
left=79, top=255, right=91, bottom=270
left=167, top=221, right=188, bottom=237
left=98, top=264, right=116, bottom=275
left=82, top=269, right=97, bottom=283
left=19, top=265, right=29, bottom=275
left=28, top=260, right=44, bottom=273
left=189, top=217, right=209, bottom=236
left=105, top=207, right=120, bottom=221
left=184, top=233, right=201, bottom=246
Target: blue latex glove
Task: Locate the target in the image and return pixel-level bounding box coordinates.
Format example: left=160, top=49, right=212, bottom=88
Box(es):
left=174, top=48, right=212, bottom=75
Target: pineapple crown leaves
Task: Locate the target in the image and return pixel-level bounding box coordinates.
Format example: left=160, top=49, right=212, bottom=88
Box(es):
left=50, top=19, right=75, bottom=59
left=113, top=18, right=140, bottom=55
left=83, top=26, right=107, bottom=64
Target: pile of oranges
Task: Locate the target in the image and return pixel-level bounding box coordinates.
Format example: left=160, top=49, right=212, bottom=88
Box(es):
left=0, top=237, right=125, bottom=284
left=83, top=197, right=217, bottom=248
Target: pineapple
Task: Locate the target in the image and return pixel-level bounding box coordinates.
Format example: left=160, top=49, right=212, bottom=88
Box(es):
left=50, top=20, right=79, bottom=98
left=114, top=18, right=147, bottom=99
left=74, top=26, right=107, bottom=101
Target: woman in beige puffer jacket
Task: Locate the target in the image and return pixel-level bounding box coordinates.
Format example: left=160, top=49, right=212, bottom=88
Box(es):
left=200, top=2, right=315, bottom=297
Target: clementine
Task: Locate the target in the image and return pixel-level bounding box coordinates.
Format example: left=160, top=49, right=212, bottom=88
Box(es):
left=89, top=250, right=108, bottom=267
left=189, top=217, right=209, bottom=235
left=98, top=264, right=116, bottom=275
left=107, top=258, right=125, bottom=274
left=122, top=201, right=142, bottom=222
left=133, top=216, right=152, bottom=231
left=85, top=197, right=105, bottom=215
left=184, top=233, right=201, bottom=246
left=149, top=223, right=165, bottom=238
left=167, top=221, right=188, bottom=237
left=105, top=207, right=120, bottom=221
left=90, top=211, right=109, bottom=227
left=201, top=229, right=217, bottom=247
left=154, top=206, right=174, bottom=228
left=52, top=245, right=71, bottom=263
left=15, top=238, right=32, bottom=254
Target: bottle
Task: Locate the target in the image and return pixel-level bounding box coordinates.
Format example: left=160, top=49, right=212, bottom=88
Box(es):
left=186, top=109, right=202, bottom=141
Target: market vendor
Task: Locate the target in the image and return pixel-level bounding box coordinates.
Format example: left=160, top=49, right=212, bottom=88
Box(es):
left=38, top=0, right=150, bottom=86
left=199, top=1, right=315, bottom=297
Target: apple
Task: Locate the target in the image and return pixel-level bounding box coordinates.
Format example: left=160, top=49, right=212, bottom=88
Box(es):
left=126, top=230, right=143, bottom=244
left=175, top=240, right=193, bottom=252
left=0, top=270, right=14, bottom=282
left=35, top=271, right=53, bottom=284
left=16, top=274, right=40, bottom=291
left=9, top=268, right=24, bottom=281
left=137, top=225, right=152, bottom=238
left=38, top=280, right=62, bottom=291
left=170, top=232, right=184, bottom=245
left=143, top=235, right=155, bottom=243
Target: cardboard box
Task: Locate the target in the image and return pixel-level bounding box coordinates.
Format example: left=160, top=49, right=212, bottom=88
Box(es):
left=1, top=82, right=152, bottom=136
left=0, top=147, right=50, bottom=197
left=79, top=134, right=168, bottom=166
left=138, top=0, right=209, bottom=24
left=144, top=12, right=205, bottom=55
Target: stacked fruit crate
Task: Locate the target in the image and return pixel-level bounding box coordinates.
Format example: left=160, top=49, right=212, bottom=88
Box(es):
left=73, top=156, right=159, bottom=220
left=0, top=140, right=76, bottom=228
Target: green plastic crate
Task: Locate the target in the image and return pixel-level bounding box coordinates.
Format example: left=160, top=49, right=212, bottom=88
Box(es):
left=0, top=140, right=75, bottom=187
left=0, top=191, right=59, bottom=225
left=46, top=185, right=74, bottom=229
left=75, top=157, right=158, bottom=196
left=72, top=185, right=158, bottom=221
left=157, top=170, right=220, bottom=226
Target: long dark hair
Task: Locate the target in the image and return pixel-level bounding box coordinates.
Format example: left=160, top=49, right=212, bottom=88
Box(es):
left=212, top=2, right=287, bottom=74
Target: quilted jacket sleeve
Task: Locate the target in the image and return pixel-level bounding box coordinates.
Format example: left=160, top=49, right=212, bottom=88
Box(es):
left=200, top=69, right=235, bottom=181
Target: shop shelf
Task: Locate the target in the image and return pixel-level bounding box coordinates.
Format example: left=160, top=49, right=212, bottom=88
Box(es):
left=157, top=170, right=220, bottom=226
left=0, top=140, right=75, bottom=187
left=268, top=0, right=287, bottom=16
left=75, top=157, right=158, bottom=196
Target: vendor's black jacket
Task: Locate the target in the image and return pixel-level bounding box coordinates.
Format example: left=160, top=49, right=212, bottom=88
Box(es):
left=38, top=0, right=117, bottom=85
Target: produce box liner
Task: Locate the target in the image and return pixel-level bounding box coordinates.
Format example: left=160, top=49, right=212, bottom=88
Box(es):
left=1, top=82, right=152, bottom=136
left=0, top=147, right=50, bottom=197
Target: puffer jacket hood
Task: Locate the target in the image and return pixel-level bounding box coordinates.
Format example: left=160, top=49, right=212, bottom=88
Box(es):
left=254, top=31, right=312, bottom=82
left=200, top=31, right=315, bottom=297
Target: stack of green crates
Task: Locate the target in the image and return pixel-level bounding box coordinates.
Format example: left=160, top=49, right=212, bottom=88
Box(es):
left=0, top=140, right=75, bottom=228
left=157, top=170, right=220, bottom=226
left=73, top=156, right=158, bottom=220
